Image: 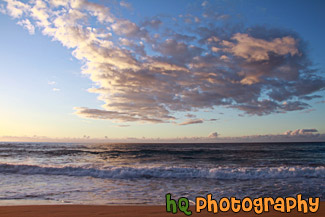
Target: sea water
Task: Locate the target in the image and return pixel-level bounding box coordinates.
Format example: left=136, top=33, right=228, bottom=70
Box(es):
left=0, top=142, right=324, bottom=204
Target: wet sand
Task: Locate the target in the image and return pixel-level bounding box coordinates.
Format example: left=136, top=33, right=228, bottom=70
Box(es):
left=0, top=203, right=324, bottom=217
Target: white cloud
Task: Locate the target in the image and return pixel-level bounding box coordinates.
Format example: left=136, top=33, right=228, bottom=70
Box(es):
left=0, top=4, right=6, bottom=14
left=284, top=128, right=318, bottom=136
left=2, top=0, right=324, bottom=124
left=17, top=19, right=35, bottom=34
left=201, top=1, right=208, bottom=7
left=120, top=1, right=132, bottom=9
left=222, top=33, right=299, bottom=62
left=2, top=0, right=30, bottom=18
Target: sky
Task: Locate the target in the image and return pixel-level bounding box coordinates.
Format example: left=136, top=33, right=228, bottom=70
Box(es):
left=0, top=0, right=325, bottom=142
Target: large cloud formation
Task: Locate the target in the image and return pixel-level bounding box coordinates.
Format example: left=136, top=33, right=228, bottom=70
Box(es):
left=2, top=0, right=325, bottom=123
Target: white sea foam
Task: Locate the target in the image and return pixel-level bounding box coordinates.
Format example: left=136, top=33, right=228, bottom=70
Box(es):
left=0, top=163, right=324, bottom=180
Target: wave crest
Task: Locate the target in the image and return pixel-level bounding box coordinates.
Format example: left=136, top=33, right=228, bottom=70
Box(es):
left=0, top=163, right=324, bottom=180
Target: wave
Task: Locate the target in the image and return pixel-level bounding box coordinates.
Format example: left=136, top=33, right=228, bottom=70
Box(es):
left=2, top=148, right=324, bottom=158
left=0, top=163, right=324, bottom=180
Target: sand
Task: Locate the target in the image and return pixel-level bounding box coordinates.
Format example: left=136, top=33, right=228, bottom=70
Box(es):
left=0, top=203, right=324, bottom=217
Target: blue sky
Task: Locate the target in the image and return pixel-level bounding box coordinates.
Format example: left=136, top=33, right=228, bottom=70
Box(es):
left=0, top=0, right=324, bottom=142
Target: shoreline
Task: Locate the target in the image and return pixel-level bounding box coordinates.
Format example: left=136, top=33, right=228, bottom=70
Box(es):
left=0, top=203, right=324, bottom=217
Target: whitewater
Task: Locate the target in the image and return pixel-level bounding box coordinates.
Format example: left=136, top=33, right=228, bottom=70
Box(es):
left=0, top=142, right=324, bottom=204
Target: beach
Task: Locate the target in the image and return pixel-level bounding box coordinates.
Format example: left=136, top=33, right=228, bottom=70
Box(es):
left=1, top=142, right=324, bottom=204
left=0, top=142, right=324, bottom=216
left=0, top=204, right=324, bottom=217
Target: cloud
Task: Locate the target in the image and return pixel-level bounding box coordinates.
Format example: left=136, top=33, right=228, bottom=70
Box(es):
left=17, top=18, right=35, bottom=34
left=178, top=119, right=204, bottom=126
left=1, top=128, right=323, bottom=143
left=208, top=132, right=218, bottom=138
left=117, top=124, right=130, bottom=127
left=2, top=0, right=30, bottom=18
left=141, top=19, right=162, bottom=29
left=2, top=0, right=325, bottom=123
left=185, top=114, right=196, bottom=118
left=201, top=1, right=208, bottom=7
left=74, top=107, right=167, bottom=123
left=49, top=80, right=60, bottom=91
left=284, top=128, right=318, bottom=136
left=222, top=33, right=299, bottom=62
left=316, top=100, right=325, bottom=104
left=111, top=19, right=148, bottom=39
left=120, top=1, right=132, bottom=9
left=300, top=109, right=315, bottom=114
left=224, top=128, right=322, bottom=142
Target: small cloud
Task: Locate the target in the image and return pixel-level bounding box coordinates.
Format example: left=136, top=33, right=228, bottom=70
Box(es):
left=284, top=129, right=318, bottom=136
left=117, top=124, right=130, bottom=127
left=185, top=114, right=196, bottom=118
left=208, top=118, right=218, bottom=121
left=120, top=1, right=132, bottom=9
left=208, top=132, right=219, bottom=138
left=17, top=19, right=34, bottom=34
left=48, top=81, right=56, bottom=85
left=141, top=19, right=162, bottom=29
left=178, top=119, right=204, bottom=126
left=300, top=109, right=315, bottom=114
left=83, top=135, right=90, bottom=139
left=220, top=55, right=229, bottom=61
left=211, top=46, right=220, bottom=52
left=201, top=1, right=208, bottom=7
left=52, top=88, right=60, bottom=92
left=0, top=4, right=6, bottom=14
left=223, top=33, right=299, bottom=63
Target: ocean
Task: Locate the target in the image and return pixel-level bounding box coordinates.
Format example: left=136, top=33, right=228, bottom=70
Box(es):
left=0, top=142, right=324, bottom=205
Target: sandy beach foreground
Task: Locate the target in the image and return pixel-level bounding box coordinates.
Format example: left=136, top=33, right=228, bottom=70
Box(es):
left=0, top=203, right=324, bottom=217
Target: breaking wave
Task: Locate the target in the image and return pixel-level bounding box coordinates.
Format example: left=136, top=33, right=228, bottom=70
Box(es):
left=0, top=163, right=324, bottom=180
